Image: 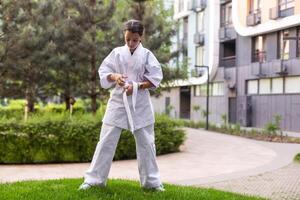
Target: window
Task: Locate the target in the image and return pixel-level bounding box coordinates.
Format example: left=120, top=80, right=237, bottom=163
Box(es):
left=259, top=79, right=271, bottom=94
left=252, top=35, right=266, bottom=62
left=212, top=82, right=224, bottom=96
left=278, top=30, right=289, bottom=60
left=279, top=0, right=295, bottom=11
left=200, top=84, right=208, bottom=96
left=165, top=97, right=171, bottom=115
left=271, top=78, right=284, bottom=94
left=220, top=2, right=232, bottom=27
left=195, top=82, right=224, bottom=96
left=297, top=27, right=300, bottom=57
left=194, top=86, right=201, bottom=96
left=220, top=40, right=236, bottom=67
left=247, top=77, right=300, bottom=95
left=178, top=0, right=184, bottom=13
left=197, top=11, right=204, bottom=33
left=278, top=0, right=295, bottom=17
left=249, top=0, right=261, bottom=14
left=183, top=17, right=188, bottom=39
left=194, top=84, right=208, bottom=96
left=178, top=17, right=188, bottom=57
left=247, top=80, right=258, bottom=94
left=196, top=46, right=205, bottom=66
left=285, top=76, right=300, bottom=93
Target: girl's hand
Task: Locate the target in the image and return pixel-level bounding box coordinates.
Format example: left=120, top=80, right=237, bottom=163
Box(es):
left=124, top=84, right=133, bottom=96
left=110, top=73, right=127, bottom=87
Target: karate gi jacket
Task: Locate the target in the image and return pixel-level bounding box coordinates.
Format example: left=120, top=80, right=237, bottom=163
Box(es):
left=99, top=43, right=163, bottom=131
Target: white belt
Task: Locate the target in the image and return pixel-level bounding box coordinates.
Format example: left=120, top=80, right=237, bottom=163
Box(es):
left=123, top=81, right=138, bottom=133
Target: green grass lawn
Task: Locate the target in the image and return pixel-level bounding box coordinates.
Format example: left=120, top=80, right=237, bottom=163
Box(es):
left=0, top=178, right=265, bottom=200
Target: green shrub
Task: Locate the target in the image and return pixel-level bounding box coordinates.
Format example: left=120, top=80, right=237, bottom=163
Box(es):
left=44, top=103, right=85, bottom=114
left=0, top=113, right=185, bottom=164
left=294, top=153, right=300, bottom=163
left=0, top=100, right=88, bottom=119
left=182, top=120, right=205, bottom=129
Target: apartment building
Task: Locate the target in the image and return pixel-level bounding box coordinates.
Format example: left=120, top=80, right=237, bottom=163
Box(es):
left=231, top=0, right=300, bottom=131
left=151, top=0, right=300, bottom=132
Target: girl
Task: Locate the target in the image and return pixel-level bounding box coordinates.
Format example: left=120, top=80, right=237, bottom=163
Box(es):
left=79, top=19, right=164, bottom=191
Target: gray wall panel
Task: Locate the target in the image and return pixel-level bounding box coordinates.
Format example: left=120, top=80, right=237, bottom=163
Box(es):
left=151, top=87, right=180, bottom=118
left=289, top=28, right=298, bottom=59
left=236, top=36, right=252, bottom=66
left=250, top=95, right=300, bottom=131
left=266, top=32, right=278, bottom=61
left=291, top=95, right=300, bottom=131
left=191, top=95, right=227, bottom=125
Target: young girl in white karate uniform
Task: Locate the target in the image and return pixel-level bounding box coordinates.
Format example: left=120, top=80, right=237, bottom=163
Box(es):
left=79, top=19, right=164, bottom=191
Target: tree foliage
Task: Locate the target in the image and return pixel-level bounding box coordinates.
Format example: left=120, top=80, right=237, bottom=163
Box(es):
left=0, top=0, right=186, bottom=112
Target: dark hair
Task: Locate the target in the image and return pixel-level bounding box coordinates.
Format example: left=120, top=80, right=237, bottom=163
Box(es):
left=124, top=19, right=144, bottom=36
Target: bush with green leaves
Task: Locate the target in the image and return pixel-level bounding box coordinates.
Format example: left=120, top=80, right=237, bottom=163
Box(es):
left=0, top=113, right=185, bottom=164
left=264, top=114, right=282, bottom=136
left=0, top=99, right=90, bottom=120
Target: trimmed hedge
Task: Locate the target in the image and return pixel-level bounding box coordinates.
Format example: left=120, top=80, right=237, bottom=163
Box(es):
left=0, top=114, right=185, bottom=164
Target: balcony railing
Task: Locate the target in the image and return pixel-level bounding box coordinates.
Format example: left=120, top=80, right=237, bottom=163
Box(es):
left=246, top=10, right=261, bottom=26
left=193, top=32, right=205, bottom=46
left=279, top=7, right=294, bottom=17
left=219, top=26, right=237, bottom=41
left=220, top=56, right=236, bottom=68
left=220, top=20, right=232, bottom=28
left=188, top=0, right=206, bottom=11
left=252, top=50, right=266, bottom=63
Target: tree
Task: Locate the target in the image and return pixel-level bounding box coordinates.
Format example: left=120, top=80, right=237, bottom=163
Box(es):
left=67, top=0, right=117, bottom=113
left=44, top=0, right=118, bottom=112
left=0, top=0, right=52, bottom=112
left=118, top=0, right=187, bottom=86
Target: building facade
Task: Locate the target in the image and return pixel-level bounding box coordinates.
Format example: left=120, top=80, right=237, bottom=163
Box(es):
left=151, top=0, right=300, bottom=132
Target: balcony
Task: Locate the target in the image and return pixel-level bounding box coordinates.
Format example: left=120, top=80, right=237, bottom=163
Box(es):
left=246, top=10, right=261, bottom=26
left=179, top=38, right=188, bottom=55
left=193, top=32, right=205, bottom=46
left=251, top=51, right=267, bottom=77
left=275, top=59, right=289, bottom=76
left=219, top=25, right=237, bottom=42
left=252, top=50, right=266, bottom=63
left=220, top=56, right=236, bottom=68
left=188, top=0, right=206, bottom=11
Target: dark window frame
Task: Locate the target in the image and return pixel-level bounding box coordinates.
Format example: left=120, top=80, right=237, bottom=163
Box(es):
left=297, top=27, right=300, bottom=57
left=220, top=1, right=232, bottom=27
left=252, top=35, right=266, bottom=63
left=277, top=29, right=290, bottom=60
left=249, top=0, right=261, bottom=14
left=278, top=0, right=295, bottom=11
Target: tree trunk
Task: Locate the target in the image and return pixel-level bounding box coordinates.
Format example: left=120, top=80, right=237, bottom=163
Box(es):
left=65, top=96, right=71, bottom=110
left=64, top=71, right=71, bottom=110
left=90, top=31, right=98, bottom=114
left=25, top=63, right=35, bottom=114
left=25, top=87, right=35, bottom=113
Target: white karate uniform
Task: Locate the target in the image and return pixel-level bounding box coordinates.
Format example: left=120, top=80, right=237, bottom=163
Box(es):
left=84, top=43, right=163, bottom=188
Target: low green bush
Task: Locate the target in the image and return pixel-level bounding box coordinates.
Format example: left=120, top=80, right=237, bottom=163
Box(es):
left=0, top=113, right=185, bottom=164
left=294, top=153, right=300, bottom=163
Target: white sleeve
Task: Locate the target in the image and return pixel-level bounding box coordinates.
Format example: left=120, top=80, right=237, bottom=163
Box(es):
left=143, top=51, right=163, bottom=88
left=98, top=49, right=117, bottom=89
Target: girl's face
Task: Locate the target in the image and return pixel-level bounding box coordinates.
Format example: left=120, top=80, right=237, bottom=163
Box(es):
left=124, top=30, right=141, bottom=52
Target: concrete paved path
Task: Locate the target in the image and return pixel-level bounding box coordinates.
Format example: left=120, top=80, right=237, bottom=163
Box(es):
left=201, top=162, right=300, bottom=200
left=1, top=128, right=300, bottom=199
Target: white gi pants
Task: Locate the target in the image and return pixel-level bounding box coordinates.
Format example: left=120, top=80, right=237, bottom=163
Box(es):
left=84, top=123, right=162, bottom=188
